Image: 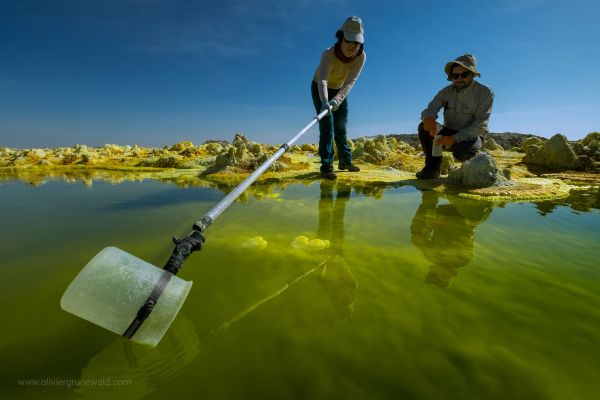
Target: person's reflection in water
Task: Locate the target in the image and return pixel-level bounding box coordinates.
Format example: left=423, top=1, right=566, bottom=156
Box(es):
left=534, top=200, right=558, bottom=216
left=410, top=189, right=492, bottom=288
left=316, top=181, right=358, bottom=316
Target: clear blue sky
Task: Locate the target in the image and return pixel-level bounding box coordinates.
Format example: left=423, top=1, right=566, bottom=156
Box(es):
left=1, top=0, right=599, bottom=148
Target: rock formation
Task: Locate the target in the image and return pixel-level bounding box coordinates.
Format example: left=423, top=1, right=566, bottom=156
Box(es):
left=523, top=134, right=579, bottom=171
left=448, top=153, right=512, bottom=188
left=483, top=137, right=502, bottom=151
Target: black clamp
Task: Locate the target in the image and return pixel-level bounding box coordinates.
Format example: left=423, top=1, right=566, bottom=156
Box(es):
left=163, top=230, right=205, bottom=275
left=193, top=215, right=213, bottom=232
left=122, top=228, right=205, bottom=339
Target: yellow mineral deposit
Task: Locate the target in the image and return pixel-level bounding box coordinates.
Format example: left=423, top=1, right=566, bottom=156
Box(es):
left=1, top=132, right=598, bottom=202
left=290, top=236, right=331, bottom=251
left=240, top=236, right=268, bottom=249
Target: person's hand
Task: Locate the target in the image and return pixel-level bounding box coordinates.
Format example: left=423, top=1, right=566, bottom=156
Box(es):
left=329, top=99, right=340, bottom=111
left=320, top=100, right=332, bottom=114
left=423, top=116, right=437, bottom=138
left=435, top=135, right=456, bottom=149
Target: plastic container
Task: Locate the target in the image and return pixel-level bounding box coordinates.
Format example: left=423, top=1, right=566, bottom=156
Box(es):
left=432, top=123, right=445, bottom=157
left=61, top=247, right=192, bottom=347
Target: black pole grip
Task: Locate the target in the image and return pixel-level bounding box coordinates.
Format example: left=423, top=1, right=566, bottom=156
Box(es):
left=123, top=228, right=205, bottom=339
left=163, top=230, right=205, bottom=275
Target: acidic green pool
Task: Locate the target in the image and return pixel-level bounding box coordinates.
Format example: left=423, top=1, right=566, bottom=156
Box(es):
left=1, top=174, right=599, bottom=399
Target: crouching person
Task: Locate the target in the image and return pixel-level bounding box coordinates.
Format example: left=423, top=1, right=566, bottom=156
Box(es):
left=416, top=54, right=494, bottom=179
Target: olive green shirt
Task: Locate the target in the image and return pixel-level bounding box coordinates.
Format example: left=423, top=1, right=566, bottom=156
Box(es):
left=313, top=47, right=366, bottom=104
left=421, top=81, right=494, bottom=143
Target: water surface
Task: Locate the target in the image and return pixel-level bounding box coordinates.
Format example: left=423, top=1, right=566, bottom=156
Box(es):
left=1, top=172, right=599, bottom=399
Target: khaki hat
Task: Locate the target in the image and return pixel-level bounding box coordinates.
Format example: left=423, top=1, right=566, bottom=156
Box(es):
left=341, top=16, right=364, bottom=43
left=445, top=54, right=481, bottom=81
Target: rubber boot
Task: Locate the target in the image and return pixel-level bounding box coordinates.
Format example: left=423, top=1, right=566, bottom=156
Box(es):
left=416, top=156, right=442, bottom=179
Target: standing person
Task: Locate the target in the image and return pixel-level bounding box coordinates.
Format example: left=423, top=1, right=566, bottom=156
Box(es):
left=416, top=54, right=494, bottom=179
left=311, top=16, right=366, bottom=180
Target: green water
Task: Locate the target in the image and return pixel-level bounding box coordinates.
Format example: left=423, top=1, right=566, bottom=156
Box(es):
left=1, top=172, right=599, bottom=399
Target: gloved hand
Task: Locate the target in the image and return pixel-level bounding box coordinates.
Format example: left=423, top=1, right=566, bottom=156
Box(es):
left=320, top=100, right=332, bottom=114
left=329, top=99, right=340, bottom=111
left=423, top=116, right=437, bottom=138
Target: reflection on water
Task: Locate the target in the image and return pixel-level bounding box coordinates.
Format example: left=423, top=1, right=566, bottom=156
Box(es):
left=0, top=168, right=158, bottom=187
left=4, top=168, right=597, bottom=217
left=1, top=169, right=599, bottom=400
left=209, top=180, right=359, bottom=337
left=77, top=313, right=200, bottom=399
left=316, top=182, right=357, bottom=316
left=534, top=186, right=600, bottom=215
left=0, top=167, right=214, bottom=189
left=76, top=179, right=363, bottom=399
left=411, top=190, right=492, bottom=288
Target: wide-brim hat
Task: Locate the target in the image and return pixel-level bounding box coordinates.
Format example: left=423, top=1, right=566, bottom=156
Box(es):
left=445, top=54, right=481, bottom=81
left=341, top=16, right=364, bottom=43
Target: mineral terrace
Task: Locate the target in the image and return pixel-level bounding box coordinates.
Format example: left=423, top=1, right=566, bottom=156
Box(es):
left=1, top=132, right=598, bottom=203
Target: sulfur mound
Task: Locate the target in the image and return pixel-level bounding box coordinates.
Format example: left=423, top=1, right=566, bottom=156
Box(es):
left=523, top=134, right=579, bottom=171
left=202, top=134, right=309, bottom=175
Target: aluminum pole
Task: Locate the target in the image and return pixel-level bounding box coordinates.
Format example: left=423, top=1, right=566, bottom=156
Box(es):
left=193, top=109, right=330, bottom=231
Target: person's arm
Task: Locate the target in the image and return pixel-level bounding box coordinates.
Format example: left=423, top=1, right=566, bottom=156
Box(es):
left=454, top=88, right=494, bottom=143
left=316, top=50, right=333, bottom=102
left=331, top=52, right=366, bottom=105
left=420, top=88, right=446, bottom=121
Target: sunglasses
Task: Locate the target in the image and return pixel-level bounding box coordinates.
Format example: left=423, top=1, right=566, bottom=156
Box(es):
left=452, top=71, right=471, bottom=79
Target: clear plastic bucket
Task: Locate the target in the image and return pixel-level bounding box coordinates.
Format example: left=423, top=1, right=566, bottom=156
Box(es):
left=61, top=247, right=193, bottom=347
left=432, top=123, right=445, bottom=157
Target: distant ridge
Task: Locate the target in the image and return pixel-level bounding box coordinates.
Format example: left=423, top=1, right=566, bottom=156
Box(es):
left=376, top=132, right=545, bottom=150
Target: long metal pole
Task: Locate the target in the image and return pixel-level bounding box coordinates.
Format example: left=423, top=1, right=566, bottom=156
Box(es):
left=193, top=109, right=330, bottom=232
left=124, top=110, right=332, bottom=339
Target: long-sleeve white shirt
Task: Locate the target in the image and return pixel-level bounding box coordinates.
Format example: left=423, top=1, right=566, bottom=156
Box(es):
left=313, top=47, right=366, bottom=104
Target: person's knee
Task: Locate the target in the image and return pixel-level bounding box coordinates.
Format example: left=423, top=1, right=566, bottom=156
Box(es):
left=453, top=148, right=479, bottom=162
left=418, top=122, right=428, bottom=138
left=455, top=137, right=482, bottom=161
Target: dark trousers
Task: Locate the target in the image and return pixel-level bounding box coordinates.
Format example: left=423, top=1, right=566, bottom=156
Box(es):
left=417, top=123, right=482, bottom=171
left=311, top=81, right=353, bottom=172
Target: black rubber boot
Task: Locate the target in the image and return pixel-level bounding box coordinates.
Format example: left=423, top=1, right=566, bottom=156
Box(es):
left=338, top=163, right=360, bottom=172
left=416, top=156, right=442, bottom=179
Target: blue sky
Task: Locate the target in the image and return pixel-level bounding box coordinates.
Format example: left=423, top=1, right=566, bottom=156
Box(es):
left=1, top=0, right=599, bottom=148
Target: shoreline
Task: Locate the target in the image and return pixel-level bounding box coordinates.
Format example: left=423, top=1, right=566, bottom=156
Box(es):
left=1, top=132, right=598, bottom=202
